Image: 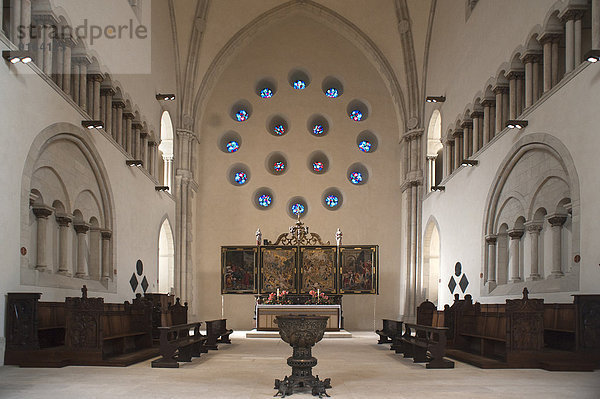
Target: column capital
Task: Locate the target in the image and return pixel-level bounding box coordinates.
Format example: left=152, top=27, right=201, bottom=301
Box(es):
left=72, top=54, right=92, bottom=66
left=112, top=99, right=126, bottom=108
left=73, top=222, right=90, bottom=234
left=507, top=70, right=525, bottom=80
left=485, top=234, right=498, bottom=244
left=461, top=119, right=473, bottom=129
left=521, top=51, right=543, bottom=64
left=123, top=111, right=135, bottom=120
left=559, top=8, right=586, bottom=22
left=444, top=138, right=455, bottom=146
left=88, top=73, right=104, bottom=83
left=426, top=155, right=437, bottom=161
left=32, top=205, right=54, bottom=219
left=547, top=213, right=567, bottom=227
left=452, top=129, right=464, bottom=138
left=539, top=31, right=562, bottom=44
left=481, top=97, right=496, bottom=107
left=508, top=229, right=525, bottom=239
left=55, top=213, right=73, bottom=226
left=524, top=221, right=543, bottom=233
left=101, top=87, right=116, bottom=96
left=470, top=110, right=484, bottom=119
left=101, top=229, right=112, bottom=239
left=402, top=128, right=424, bottom=141
left=140, top=130, right=149, bottom=138
left=493, top=84, right=509, bottom=94
left=132, top=120, right=144, bottom=129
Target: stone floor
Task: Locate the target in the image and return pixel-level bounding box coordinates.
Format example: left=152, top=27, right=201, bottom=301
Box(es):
left=1, top=332, right=599, bottom=399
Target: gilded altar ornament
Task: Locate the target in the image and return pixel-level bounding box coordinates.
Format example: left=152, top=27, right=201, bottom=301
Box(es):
left=275, top=213, right=329, bottom=246
left=256, top=228, right=262, bottom=246
left=335, top=228, right=342, bottom=246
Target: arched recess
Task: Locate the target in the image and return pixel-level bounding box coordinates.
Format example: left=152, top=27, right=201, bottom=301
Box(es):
left=426, top=110, right=443, bottom=190
left=422, top=217, right=441, bottom=306
left=482, top=133, right=580, bottom=295
left=158, top=217, right=175, bottom=294
left=192, top=0, right=407, bottom=132
left=159, top=111, right=174, bottom=193
left=20, top=123, right=116, bottom=293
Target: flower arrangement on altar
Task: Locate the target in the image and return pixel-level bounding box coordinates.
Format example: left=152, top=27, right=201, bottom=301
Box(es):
left=308, top=289, right=333, bottom=305
left=263, top=289, right=291, bottom=304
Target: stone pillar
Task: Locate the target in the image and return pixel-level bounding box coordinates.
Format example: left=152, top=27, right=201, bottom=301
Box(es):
left=101, top=230, right=112, bottom=279
left=54, top=42, right=64, bottom=87
left=55, top=213, right=72, bottom=275
left=561, top=10, right=585, bottom=74
left=552, top=37, right=560, bottom=87
left=525, top=222, right=543, bottom=281
left=124, top=112, right=134, bottom=156
left=461, top=120, right=472, bottom=159
left=426, top=155, right=435, bottom=191
left=90, top=74, right=103, bottom=120
left=62, top=42, right=73, bottom=97
left=74, top=222, right=90, bottom=278
left=593, top=0, right=600, bottom=50
left=522, top=53, right=541, bottom=108
left=10, top=0, right=22, bottom=45
left=20, top=0, right=31, bottom=49
left=452, top=129, right=463, bottom=169
left=448, top=140, right=455, bottom=174
left=141, top=131, right=149, bottom=167
left=32, top=205, right=53, bottom=271
left=541, top=34, right=558, bottom=93
left=132, top=121, right=143, bottom=159
left=532, top=54, right=541, bottom=102
left=565, top=17, right=575, bottom=73
left=149, top=140, right=157, bottom=177
left=113, top=100, right=125, bottom=146
left=42, top=22, right=52, bottom=75
left=486, top=235, right=497, bottom=291
left=79, top=63, right=88, bottom=112
left=163, top=155, right=174, bottom=191
left=508, top=229, right=524, bottom=283
left=471, top=111, right=483, bottom=152
left=72, top=63, right=80, bottom=105
left=547, top=214, right=567, bottom=278
left=493, top=85, right=508, bottom=136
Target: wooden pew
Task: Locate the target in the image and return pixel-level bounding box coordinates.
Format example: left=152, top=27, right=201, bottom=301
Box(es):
left=143, top=294, right=188, bottom=344
left=400, top=323, right=454, bottom=368
left=375, top=319, right=402, bottom=344
left=391, top=300, right=438, bottom=354
left=204, top=319, right=233, bottom=350
left=544, top=303, right=576, bottom=351
left=64, top=287, right=158, bottom=366
left=151, top=322, right=207, bottom=368
left=4, top=293, right=70, bottom=367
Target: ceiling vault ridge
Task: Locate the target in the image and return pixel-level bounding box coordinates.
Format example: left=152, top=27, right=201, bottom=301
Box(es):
left=191, top=0, right=407, bottom=133
left=420, top=0, right=437, bottom=130
left=167, top=0, right=182, bottom=126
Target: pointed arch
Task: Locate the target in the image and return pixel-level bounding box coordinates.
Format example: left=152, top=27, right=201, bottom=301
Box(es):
left=158, top=216, right=175, bottom=294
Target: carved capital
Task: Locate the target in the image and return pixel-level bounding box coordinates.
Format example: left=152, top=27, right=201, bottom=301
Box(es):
left=493, top=85, right=509, bottom=94
left=452, top=129, right=464, bottom=138
left=88, top=73, right=104, bottom=83
left=521, top=52, right=542, bottom=64
left=403, top=128, right=424, bottom=141
left=539, top=32, right=562, bottom=44
left=470, top=110, right=484, bottom=119
left=547, top=214, right=567, bottom=227
left=123, top=112, right=135, bottom=120
left=112, top=99, right=126, bottom=109
left=55, top=213, right=73, bottom=227
left=101, top=229, right=112, bottom=240
left=101, top=87, right=116, bottom=96
left=481, top=98, right=496, bottom=107
left=485, top=234, right=498, bottom=244
left=508, top=229, right=525, bottom=239
left=559, top=8, right=585, bottom=23
left=461, top=119, right=473, bottom=129
left=524, top=221, right=543, bottom=234
left=507, top=70, right=525, bottom=80
left=32, top=205, right=53, bottom=219
left=74, top=222, right=90, bottom=234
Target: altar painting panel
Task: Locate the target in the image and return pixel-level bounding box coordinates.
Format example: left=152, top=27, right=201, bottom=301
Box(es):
left=299, top=246, right=337, bottom=293
left=221, top=247, right=257, bottom=294
left=260, top=246, right=298, bottom=294
left=339, top=246, right=378, bottom=294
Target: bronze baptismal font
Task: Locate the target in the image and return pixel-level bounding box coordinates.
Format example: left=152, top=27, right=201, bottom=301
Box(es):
left=274, top=315, right=331, bottom=398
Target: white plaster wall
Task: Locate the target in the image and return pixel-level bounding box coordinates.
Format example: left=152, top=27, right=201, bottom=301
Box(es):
left=0, top=0, right=177, bottom=362
left=195, top=15, right=403, bottom=331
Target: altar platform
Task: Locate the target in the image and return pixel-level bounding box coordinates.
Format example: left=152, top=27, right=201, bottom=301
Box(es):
left=245, top=329, right=352, bottom=338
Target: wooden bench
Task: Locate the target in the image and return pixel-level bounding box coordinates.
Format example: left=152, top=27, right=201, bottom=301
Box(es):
left=143, top=294, right=188, bottom=344
left=391, top=300, right=437, bottom=354
left=375, top=319, right=402, bottom=344
left=204, top=319, right=233, bottom=350
left=151, top=322, right=207, bottom=368
left=401, top=323, right=454, bottom=368
left=544, top=303, right=576, bottom=351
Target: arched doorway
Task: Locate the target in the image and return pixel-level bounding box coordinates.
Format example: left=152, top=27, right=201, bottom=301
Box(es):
left=422, top=219, right=441, bottom=306
left=158, top=218, right=175, bottom=294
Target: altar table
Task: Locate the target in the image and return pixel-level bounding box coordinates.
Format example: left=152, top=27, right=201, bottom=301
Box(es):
left=255, top=305, right=341, bottom=331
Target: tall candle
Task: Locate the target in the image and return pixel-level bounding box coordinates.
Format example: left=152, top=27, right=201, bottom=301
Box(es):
left=277, top=288, right=280, bottom=297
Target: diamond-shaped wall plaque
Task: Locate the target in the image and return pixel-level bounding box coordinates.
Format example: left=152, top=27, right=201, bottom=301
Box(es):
left=448, top=276, right=457, bottom=293
left=130, top=273, right=138, bottom=292
left=141, top=276, right=149, bottom=293
left=459, top=274, right=469, bottom=293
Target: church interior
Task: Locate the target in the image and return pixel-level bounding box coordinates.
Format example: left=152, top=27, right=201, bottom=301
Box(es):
left=1, top=0, right=600, bottom=397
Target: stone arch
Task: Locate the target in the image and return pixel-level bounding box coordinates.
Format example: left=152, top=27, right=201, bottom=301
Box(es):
left=158, top=215, right=175, bottom=294
left=426, top=110, right=443, bottom=189
left=422, top=217, right=441, bottom=307
left=192, top=0, right=406, bottom=133
left=159, top=111, right=174, bottom=191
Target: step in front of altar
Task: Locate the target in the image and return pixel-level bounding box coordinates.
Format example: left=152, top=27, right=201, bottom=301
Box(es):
left=246, top=329, right=353, bottom=338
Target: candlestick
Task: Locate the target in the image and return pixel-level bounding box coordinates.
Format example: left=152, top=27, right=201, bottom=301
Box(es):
left=277, top=288, right=280, bottom=297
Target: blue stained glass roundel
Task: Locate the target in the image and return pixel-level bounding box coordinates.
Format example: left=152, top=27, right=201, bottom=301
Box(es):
left=350, top=172, right=363, bottom=184
left=258, top=194, right=272, bottom=207
left=236, top=109, right=249, bottom=122
left=274, top=161, right=285, bottom=172
left=234, top=172, right=247, bottom=185
left=358, top=140, right=371, bottom=152
left=350, top=110, right=363, bottom=121
left=274, top=125, right=286, bottom=135
left=293, top=80, right=306, bottom=90
left=313, top=125, right=324, bottom=135
left=226, top=141, right=240, bottom=153
left=325, top=195, right=339, bottom=207
left=313, top=162, right=324, bottom=172
left=260, top=88, right=273, bottom=98
left=291, top=203, right=305, bottom=215
left=325, top=88, right=339, bottom=98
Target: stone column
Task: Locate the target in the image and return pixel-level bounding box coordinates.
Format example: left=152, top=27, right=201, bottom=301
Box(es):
left=461, top=120, right=473, bottom=159
left=525, top=222, right=543, bottom=281
left=32, top=205, right=53, bottom=271
left=532, top=54, right=541, bottom=102
left=74, top=222, right=90, bottom=278
left=508, top=229, right=524, bottom=283
left=552, top=37, right=560, bottom=87
left=593, top=0, right=600, bottom=50
left=132, top=121, right=143, bottom=159
left=149, top=140, right=157, bottom=177
left=493, top=85, right=508, bottom=136
left=101, top=230, right=112, bottom=279
left=90, top=74, right=103, bottom=120
left=141, top=131, right=149, bottom=167
left=547, top=214, right=567, bottom=278
left=447, top=140, right=455, bottom=174
left=72, top=63, right=80, bottom=105
left=486, top=235, right=497, bottom=291
left=42, top=22, right=52, bottom=75
left=522, top=53, right=541, bottom=108
left=102, top=89, right=115, bottom=134
left=471, top=110, right=483, bottom=152
left=163, top=155, right=174, bottom=191
left=20, top=0, right=31, bottom=49
left=541, top=34, right=559, bottom=93
left=124, top=112, right=134, bottom=156
left=565, top=16, right=575, bottom=73
left=55, top=213, right=72, bottom=275
left=452, top=129, right=463, bottom=169
left=113, top=100, right=125, bottom=146
left=10, top=0, right=22, bottom=45
left=79, top=62, right=88, bottom=112
left=54, top=41, right=64, bottom=88
left=62, top=40, right=73, bottom=97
